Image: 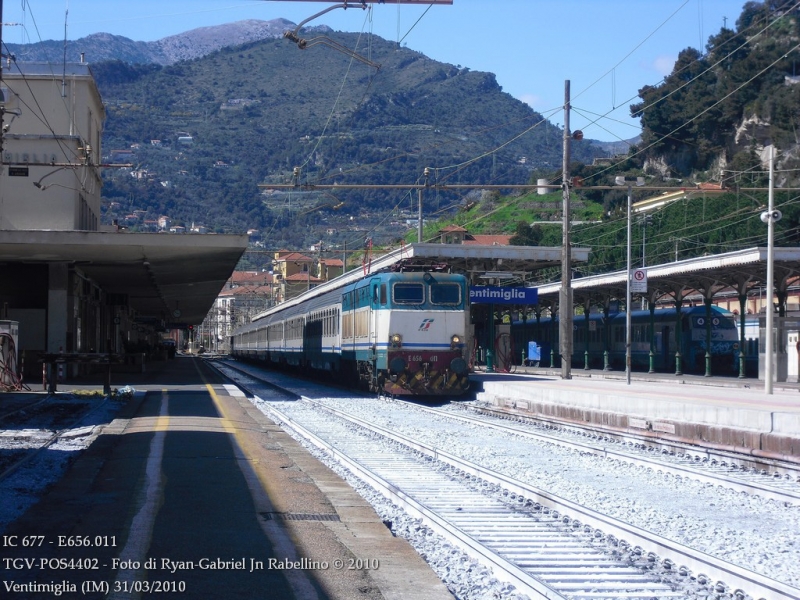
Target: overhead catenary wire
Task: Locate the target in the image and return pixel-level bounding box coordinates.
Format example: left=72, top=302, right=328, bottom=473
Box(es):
left=275, top=2, right=785, bottom=243
left=327, top=1, right=799, bottom=235
left=572, top=0, right=692, bottom=106
left=567, top=0, right=800, bottom=165
left=9, top=0, right=793, bottom=265
left=580, top=39, right=800, bottom=188
left=1, top=0, right=105, bottom=193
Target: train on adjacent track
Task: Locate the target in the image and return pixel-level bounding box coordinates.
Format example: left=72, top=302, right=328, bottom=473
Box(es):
left=509, top=305, right=743, bottom=374
left=231, top=264, right=472, bottom=396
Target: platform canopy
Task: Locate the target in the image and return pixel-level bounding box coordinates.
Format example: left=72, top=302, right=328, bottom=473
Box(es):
left=247, top=242, right=589, bottom=323
left=389, top=243, right=591, bottom=286
left=534, top=247, right=800, bottom=306
left=0, top=230, right=248, bottom=326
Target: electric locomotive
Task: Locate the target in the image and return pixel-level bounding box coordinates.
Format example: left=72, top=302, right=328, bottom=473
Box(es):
left=231, top=265, right=471, bottom=396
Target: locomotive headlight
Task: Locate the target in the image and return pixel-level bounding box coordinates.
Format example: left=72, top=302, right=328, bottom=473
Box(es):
left=450, top=334, right=463, bottom=349
left=390, top=333, right=403, bottom=348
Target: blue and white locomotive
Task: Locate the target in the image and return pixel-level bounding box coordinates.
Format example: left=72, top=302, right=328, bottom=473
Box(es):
left=231, top=265, right=471, bottom=396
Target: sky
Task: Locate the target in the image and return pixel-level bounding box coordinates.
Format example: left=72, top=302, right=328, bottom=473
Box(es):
left=2, top=0, right=749, bottom=141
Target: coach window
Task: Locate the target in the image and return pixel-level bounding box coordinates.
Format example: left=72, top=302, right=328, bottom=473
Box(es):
left=393, top=283, right=424, bottom=304
left=430, top=283, right=461, bottom=305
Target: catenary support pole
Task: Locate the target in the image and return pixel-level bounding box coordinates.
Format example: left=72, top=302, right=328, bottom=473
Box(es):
left=559, top=80, right=573, bottom=380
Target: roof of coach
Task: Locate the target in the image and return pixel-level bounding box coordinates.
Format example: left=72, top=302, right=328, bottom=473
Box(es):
left=512, top=304, right=736, bottom=326
left=237, top=271, right=468, bottom=334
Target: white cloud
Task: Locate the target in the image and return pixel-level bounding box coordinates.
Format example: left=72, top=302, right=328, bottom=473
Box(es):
left=652, top=55, right=677, bottom=77
left=518, top=93, right=544, bottom=109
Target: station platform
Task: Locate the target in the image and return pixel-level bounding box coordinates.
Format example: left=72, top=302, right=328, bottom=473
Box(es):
left=472, top=367, right=800, bottom=461
left=0, top=355, right=452, bottom=600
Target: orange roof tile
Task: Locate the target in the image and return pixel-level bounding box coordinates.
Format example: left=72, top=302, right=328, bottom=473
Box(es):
left=463, top=234, right=512, bottom=246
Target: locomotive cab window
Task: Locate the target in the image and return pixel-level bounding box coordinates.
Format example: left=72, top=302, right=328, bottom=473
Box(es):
left=393, top=283, right=424, bottom=304
left=372, top=281, right=388, bottom=307
left=430, top=283, right=461, bottom=305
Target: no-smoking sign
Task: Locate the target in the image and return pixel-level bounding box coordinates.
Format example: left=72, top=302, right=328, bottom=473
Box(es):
left=631, top=268, right=648, bottom=292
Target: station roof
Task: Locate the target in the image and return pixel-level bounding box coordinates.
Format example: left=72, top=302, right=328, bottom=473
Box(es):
left=534, top=247, right=800, bottom=305
left=0, top=230, right=248, bottom=326
left=382, top=243, right=590, bottom=285
left=248, top=242, right=588, bottom=322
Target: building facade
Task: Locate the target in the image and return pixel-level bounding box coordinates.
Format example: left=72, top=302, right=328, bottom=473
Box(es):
left=1, top=62, right=105, bottom=231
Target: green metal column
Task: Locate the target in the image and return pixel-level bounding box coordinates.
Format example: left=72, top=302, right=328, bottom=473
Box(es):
left=704, top=297, right=713, bottom=377
left=738, top=293, right=747, bottom=378
left=522, top=308, right=528, bottom=365
left=648, top=302, right=656, bottom=373
left=584, top=305, right=591, bottom=370
left=486, top=303, right=495, bottom=373
left=601, top=304, right=610, bottom=370
left=674, top=297, right=683, bottom=376
left=550, top=306, right=557, bottom=368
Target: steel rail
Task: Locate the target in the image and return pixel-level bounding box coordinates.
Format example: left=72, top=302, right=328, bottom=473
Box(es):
left=407, top=401, right=800, bottom=505
left=300, top=397, right=800, bottom=600
left=209, top=360, right=800, bottom=599
left=262, top=399, right=569, bottom=600
left=0, top=396, right=109, bottom=482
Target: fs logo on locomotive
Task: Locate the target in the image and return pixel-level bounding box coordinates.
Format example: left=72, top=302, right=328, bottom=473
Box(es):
left=418, top=318, right=434, bottom=331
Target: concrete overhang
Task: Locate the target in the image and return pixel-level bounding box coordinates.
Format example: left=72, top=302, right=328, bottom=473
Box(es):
left=387, top=243, right=590, bottom=285
left=0, top=230, right=248, bottom=326
left=246, top=242, right=588, bottom=324
left=534, top=247, right=800, bottom=302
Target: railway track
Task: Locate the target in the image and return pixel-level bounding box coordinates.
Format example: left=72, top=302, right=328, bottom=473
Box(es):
left=0, top=393, right=118, bottom=482
left=417, top=401, right=800, bottom=505
left=211, top=360, right=800, bottom=600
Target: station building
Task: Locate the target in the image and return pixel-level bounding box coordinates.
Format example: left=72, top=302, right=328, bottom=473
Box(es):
left=0, top=62, right=247, bottom=385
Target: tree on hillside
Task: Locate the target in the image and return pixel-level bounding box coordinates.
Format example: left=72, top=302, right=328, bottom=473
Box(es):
left=509, top=221, right=544, bottom=246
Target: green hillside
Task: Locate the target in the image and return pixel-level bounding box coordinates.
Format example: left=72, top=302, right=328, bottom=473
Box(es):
left=93, top=32, right=604, bottom=255
left=418, top=0, right=800, bottom=279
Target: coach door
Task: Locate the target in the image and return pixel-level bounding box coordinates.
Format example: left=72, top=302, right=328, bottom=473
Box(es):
left=370, top=279, right=381, bottom=359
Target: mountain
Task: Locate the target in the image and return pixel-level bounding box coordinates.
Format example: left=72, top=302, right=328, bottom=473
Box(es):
left=409, top=1, right=800, bottom=279
left=15, top=24, right=599, bottom=256
left=6, top=19, right=305, bottom=65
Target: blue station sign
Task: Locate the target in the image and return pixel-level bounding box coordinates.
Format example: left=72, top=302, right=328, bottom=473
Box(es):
left=469, top=286, right=538, bottom=305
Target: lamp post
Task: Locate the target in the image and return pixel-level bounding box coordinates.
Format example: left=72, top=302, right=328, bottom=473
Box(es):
left=615, top=176, right=645, bottom=385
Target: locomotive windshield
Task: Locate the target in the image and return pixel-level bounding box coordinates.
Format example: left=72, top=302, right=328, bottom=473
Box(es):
left=430, top=283, right=461, bottom=305
left=393, top=283, right=424, bottom=304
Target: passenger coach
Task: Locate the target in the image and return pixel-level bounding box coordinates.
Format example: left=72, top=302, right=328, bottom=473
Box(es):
left=511, top=305, right=741, bottom=373
left=232, top=266, right=471, bottom=396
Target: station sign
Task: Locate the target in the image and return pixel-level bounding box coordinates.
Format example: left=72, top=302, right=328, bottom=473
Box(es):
left=469, top=286, right=538, bottom=305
